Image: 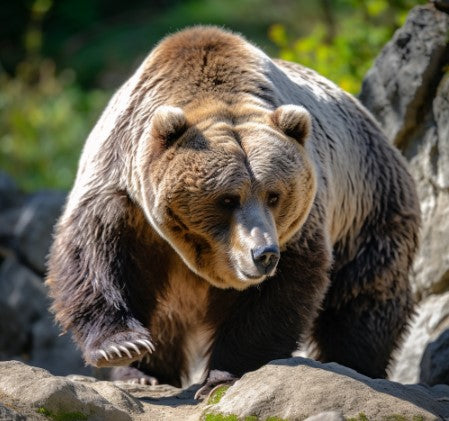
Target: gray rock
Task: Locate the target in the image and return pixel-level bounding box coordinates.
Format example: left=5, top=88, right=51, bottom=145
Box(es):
left=359, top=5, right=449, bottom=147
left=0, top=171, right=23, bottom=211
left=30, top=313, right=90, bottom=377
left=0, top=361, right=204, bottom=421
left=0, top=304, right=28, bottom=360
left=406, top=74, right=449, bottom=298
left=0, top=258, right=49, bottom=327
left=0, top=404, right=29, bottom=421
left=420, top=329, right=449, bottom=386
left=0, top=258, right=88, bottom=376
left=389, top=292, right=449, bottom=384
left=207, top=358, right=449, bottom=420
left=12, top=191, right=65, bottom=274
left=359, top=4, right=449, bottom=302
left=0, top=361, right=141, bottom=421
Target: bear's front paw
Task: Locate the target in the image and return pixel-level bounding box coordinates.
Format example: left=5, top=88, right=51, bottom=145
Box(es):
left=86, top=330, right=155, bottom=368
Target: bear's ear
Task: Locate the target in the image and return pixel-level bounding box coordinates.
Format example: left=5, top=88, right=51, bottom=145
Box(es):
left=151, top=106, right=189, bottom=147
left=271, top=105, right=312, bottom=145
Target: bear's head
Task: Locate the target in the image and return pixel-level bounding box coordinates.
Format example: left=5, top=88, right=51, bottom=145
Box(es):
left=136, top=101, right=316, bottom=290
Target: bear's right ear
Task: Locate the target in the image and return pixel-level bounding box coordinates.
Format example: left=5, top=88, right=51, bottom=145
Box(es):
left=151, top=105, right=189, bottom=147
left=271, top=105, right=312, bottom=145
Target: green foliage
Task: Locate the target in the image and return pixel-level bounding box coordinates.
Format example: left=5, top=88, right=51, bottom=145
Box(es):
left=36, top=407, right=88, bottom=421
left=269, top=0, right=425, bottom=94
left=0, top=64, right=108, bottom=191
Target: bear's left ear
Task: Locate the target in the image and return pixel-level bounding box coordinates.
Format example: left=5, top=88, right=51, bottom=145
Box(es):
left=271, top=105, right=312, bottom=145
left=151, top=105, right=189, bottom=147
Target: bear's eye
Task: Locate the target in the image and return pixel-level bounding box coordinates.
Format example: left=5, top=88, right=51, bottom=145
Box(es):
left=267, top=192, right=280, bottom=207
left=218, top=194, right=240, bottom=211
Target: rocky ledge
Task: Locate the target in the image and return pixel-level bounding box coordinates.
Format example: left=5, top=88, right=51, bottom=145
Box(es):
left=1, top=359, right=449, bottom=421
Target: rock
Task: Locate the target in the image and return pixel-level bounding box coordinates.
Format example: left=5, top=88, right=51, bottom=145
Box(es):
left=360, top=5, right=449, bottom=300
left=0, top=171, right=23, bottom=210
left=0, top=404, right=30, bottom=421
left=359, top=5, right=449, bottom=147
left=29, top=313, right=89, bottom=376
left=0, top=258, right=88, bottom=376
left=0, top=305, right=28, bottom=360
left=406, top=73, right=449, bottom=299
left=0, top=361, right=204, bottom=421
left=1, top=351, right=449, bottom=420
left=206, top=358, right=449, bottom=420
left=0, top=258, right=49, bottom=327
left=0, top=361, right=140, bottom=421
left=420, top=329, right=449, bottom=386
left=389, top=292, right=449, bottom=384
left=0, top=172, right=25, bottom=259
left=11, top=191, right=66, bottom=274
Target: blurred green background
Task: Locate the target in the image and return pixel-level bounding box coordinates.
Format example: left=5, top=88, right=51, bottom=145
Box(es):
left=0, top=0, right=423, bottom=191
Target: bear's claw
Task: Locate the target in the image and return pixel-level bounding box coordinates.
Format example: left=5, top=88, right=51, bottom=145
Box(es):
left=87, top=332, right=155, bottom=367
left=136, top=339, right=155, bottom=353
left=110, top=366, right=159, bottom=385
left=99, top=350, right=109, bottom=361
left=99, top=339, right=154, bottom=364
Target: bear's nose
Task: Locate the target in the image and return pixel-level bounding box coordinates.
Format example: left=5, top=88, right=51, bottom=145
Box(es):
left=251, top=245, right=280, bottom=275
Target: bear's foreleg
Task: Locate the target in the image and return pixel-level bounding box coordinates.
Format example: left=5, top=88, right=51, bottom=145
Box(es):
left=47, top=191, right=162, bottom=368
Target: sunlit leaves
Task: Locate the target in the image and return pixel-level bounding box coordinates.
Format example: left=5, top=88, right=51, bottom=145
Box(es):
left=269, top=0, right=425, bottom=94
left=0, top=64, right=108, bottom=191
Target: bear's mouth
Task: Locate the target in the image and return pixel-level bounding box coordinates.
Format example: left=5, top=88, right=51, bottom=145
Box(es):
left=240, top=271, right=265, bottom=280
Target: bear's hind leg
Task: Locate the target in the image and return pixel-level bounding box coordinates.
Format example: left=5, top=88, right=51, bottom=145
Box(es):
left=311, top=292, right=413, bottom=378
left=110, top=365, right=159, bottom=385
left=311, top=216, right=418, bottom=378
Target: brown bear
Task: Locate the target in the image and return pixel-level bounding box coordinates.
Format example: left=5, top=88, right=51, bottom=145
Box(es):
left=46, top=26, right=420, bottom=392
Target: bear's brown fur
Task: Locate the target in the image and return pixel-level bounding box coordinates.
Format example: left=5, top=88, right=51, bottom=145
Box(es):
left=46, top=26, right=420, bottom=389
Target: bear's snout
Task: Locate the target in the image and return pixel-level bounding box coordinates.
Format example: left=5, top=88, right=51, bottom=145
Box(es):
left=251, top=245, right=280, bottom=276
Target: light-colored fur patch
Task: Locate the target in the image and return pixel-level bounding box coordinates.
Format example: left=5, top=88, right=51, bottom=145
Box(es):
left=151, top=253, right=213, bottom=386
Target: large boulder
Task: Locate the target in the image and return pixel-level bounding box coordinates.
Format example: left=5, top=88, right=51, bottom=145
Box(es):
left=360, top=4, right=449, bottom=300
left=206, top=358, right=449, bottom=420
left=359, top=5, right=449, bottom=149
left=0, top=361, right=141, bottom=421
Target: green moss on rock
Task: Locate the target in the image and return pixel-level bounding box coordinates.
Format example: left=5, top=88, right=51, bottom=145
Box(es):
left=36, top=407, right=88, bottom=421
